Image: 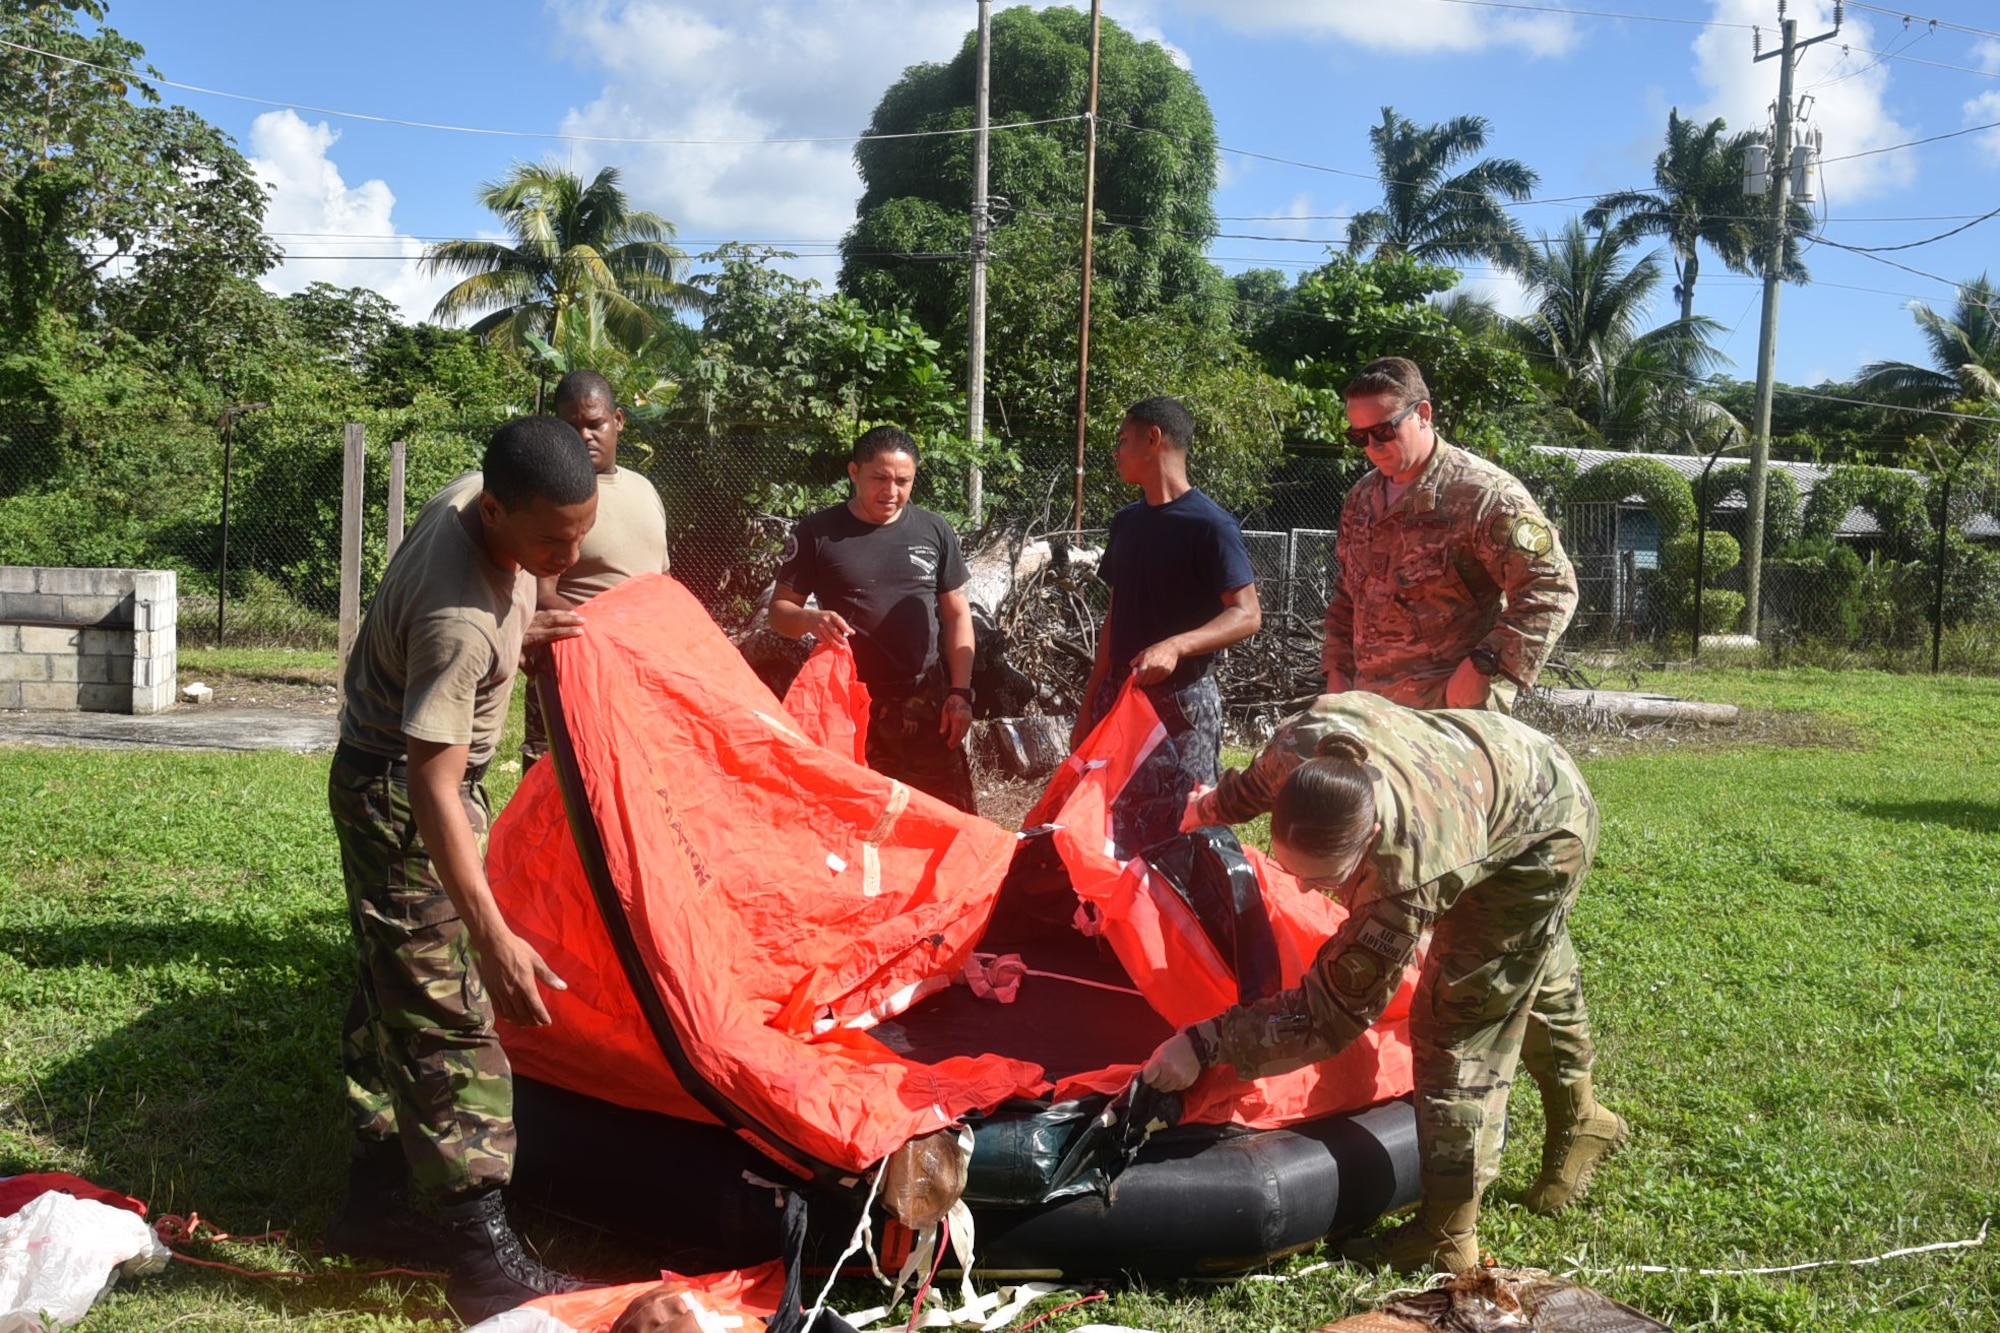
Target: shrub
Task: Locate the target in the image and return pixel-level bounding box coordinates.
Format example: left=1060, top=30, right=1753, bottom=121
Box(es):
left=1565, top=456, right=1697, bottom=543
left=1706, top=463, right=1801, bottom=552
left=1765, top=539, right=1864, bottom=639
left=1801, top=465, right=1932, bottom=560
left=1659, top=530, right=1741, bottom=587
left=1692, top=588, right=1746, bottom=635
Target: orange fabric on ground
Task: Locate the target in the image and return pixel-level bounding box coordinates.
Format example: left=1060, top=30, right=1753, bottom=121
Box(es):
left=504, top=1259, right=784, bottom=1332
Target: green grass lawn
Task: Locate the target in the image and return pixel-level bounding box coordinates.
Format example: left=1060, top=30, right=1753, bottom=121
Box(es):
left=1, top=669, right=1997, bottom=1330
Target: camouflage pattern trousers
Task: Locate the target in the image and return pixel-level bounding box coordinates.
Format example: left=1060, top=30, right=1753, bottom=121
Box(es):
left=867, top=683, right=978, bottom=814
left=1089, top=671, right=1223, bottom=860
left=329, top=751, right=514, bottom=1201
left=1411, top=776, right=1598, bottom=1195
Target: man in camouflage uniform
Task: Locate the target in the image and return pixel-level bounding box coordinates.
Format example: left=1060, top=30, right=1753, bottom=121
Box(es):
left=328, top=416, right=598, bottom=1323
left=1324, top=357, right=1576, bottom=711
left=1154, top=692, right=1627, bottom=1273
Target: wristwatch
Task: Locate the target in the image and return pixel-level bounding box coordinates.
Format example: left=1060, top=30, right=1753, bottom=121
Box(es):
left=1469, top=647, right=1501, bottom=677
left=948, top=685, right=975, bottom=704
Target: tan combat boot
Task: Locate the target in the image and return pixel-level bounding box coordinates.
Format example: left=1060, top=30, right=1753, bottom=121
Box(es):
left=1523, top=1075, right=1628, bottom=1215
left=1340, top=1175, right=1482, bottom=1274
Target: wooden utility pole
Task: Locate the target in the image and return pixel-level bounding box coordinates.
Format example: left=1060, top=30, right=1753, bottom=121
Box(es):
left=1069, top=0, right=1102, bottom=536
left=967, top=0, right=992, bottom=527
left=387, top=438, right=408, bottom=560
left=1745, top=7, right=1838, bottom=639
left=337, top=423, right=365, bottom=694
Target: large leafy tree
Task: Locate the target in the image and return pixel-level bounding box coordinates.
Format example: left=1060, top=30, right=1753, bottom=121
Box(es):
left=1512, top=219, right=1731, bottom=448
left=0, top=0, right=274, bottom=355
left=423, top=162, right=697, bottom=357
left=840, top=6, right=1225, bottom=340
left=1344, top=108, right=1539, bottom=272
left=1584, top=109, right=1806, bottom=325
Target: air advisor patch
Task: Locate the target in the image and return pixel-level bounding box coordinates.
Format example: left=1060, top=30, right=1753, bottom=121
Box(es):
left=1511, top=514, right=1554, bottom=557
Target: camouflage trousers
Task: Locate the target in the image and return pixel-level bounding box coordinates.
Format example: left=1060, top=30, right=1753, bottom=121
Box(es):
left=1089, top=671, right=1223, bottom=860
left=328, top=751, right=515, bottom=1202
left=867, top=683, right=978, bottom=814
left=1410, top=766, right=1598, bottom=1194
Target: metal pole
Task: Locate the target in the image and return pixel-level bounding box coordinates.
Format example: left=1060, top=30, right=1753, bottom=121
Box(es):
left=1744, top=16, right=1796, bottom=644
left=967, top=0, right=991, bottom=527
left=1695, top=464, right=1711, bottom=660
left=1932, top=469, right=1951, bottom=673
left=1069, top=0, right=1102, bottom=537
left=217, top=418, right=235, bottom=648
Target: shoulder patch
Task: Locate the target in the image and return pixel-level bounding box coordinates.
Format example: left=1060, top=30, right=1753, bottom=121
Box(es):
left=1355, top=917, right=1419, bottom=961
left=1511, top=514, right=1553, bottom=556
left=1328, top=947, right=1383, bottom=998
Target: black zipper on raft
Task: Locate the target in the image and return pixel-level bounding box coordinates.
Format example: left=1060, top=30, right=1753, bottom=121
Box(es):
left=536, top=654, right=859, bottom=1193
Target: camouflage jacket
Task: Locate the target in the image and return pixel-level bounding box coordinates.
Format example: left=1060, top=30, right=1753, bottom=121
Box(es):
left=1321, top=441, right=1577, bottom=708
left=1191, top=693, right=1597, bottom=1079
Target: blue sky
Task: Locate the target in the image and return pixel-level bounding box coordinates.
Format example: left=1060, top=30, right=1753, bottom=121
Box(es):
left=101, top=0, right=2000, bottom=389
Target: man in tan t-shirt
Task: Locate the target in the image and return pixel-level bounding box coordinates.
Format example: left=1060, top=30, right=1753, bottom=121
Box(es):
left=521, top=369, right=672, bottom=763
left=327, top=415, right=600, bottom=1323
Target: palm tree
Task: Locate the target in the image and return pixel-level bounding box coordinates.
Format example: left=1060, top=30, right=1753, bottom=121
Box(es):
left=1513, top=219, right=1732, bottom=447
left=1857, top=276, right=2000, bottom=459
left=1585, top=109, right=1808, bottom=325
left=1344, top=108, right=1539, bottom=271
left=423, top=161, right=698, bottom=359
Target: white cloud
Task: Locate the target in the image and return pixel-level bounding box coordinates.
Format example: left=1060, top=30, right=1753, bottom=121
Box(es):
left=550, top=1, right=996, bottom=288
left=1151, top=0, right=1576, bottom=57
left=1692, top=0, right=1916, bottom=203
left=1965, top=89, right=2000, bottom=166
left=1457, top=270, right=1536, bottom=321
left=545, top=0, right=1577, bottom=299
left=247, top=110, right=448, bottom=321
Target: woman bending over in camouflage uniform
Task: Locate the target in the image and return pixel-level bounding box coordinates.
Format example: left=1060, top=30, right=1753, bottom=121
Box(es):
left=1142, top=692, right=1628, bottom=1274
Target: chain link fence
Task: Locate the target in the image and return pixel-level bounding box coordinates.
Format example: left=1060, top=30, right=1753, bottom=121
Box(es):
left=3, top=401, right=1996, bottom=688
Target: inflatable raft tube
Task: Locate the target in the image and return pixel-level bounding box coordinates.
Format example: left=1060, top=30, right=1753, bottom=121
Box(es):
left=512, top=1076, right=1419, bottom=1279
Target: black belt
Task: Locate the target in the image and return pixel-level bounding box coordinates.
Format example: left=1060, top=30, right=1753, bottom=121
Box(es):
left=335, top=739, right=491, bottom=786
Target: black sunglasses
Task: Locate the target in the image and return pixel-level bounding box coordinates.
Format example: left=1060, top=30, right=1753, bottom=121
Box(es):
left=1344, top=399, right=1425, bottom=448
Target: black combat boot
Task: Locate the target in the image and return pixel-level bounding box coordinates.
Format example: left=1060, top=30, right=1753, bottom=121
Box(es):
left=439, top=1188, right=590, bottom=1324
left=323, top=1138, right=451, bottom=1266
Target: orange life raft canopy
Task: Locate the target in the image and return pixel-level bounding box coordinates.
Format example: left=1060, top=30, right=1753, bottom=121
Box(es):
left=488, top=573, right=1413, bottom=1193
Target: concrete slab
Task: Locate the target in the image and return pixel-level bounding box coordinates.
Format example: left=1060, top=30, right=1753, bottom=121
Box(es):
left=0, top=705, right=335, bottom=754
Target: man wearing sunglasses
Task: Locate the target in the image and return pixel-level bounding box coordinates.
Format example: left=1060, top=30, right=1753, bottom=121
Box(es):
left=1322, top=357, right=1575, bottom=712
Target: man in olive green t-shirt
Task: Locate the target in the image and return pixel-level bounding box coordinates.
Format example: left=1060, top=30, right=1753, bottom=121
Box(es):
left=522, top=369, right=672, bottom=763
left=327, top=415, right=598, bottom=1323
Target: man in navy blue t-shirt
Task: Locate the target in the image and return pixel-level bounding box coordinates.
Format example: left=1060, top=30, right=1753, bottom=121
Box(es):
left=1076, top=396, right=1261, bottom=855
left=771, top=426, right=978, bottom=812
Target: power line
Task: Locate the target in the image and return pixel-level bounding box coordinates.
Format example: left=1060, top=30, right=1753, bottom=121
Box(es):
left=1842, top=3, right=2000, bottom=44
left=1806, top=237, right=1980, bottom=289
left=0, top=36, right=1083, bottom=147
left=1840, top=43, right=2000, bottom=79
left=1820, top=117, right=2000, bottom=163
left=1807, top=204, right=2000, bottom=253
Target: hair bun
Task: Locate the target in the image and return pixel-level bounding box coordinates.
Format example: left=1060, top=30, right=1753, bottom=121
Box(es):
left=1314, top=732, right=1370, bottom=764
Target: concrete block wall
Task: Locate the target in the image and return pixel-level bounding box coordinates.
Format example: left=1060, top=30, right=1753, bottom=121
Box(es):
left=0, top=567, right=177, bottom=713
